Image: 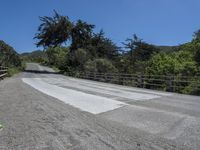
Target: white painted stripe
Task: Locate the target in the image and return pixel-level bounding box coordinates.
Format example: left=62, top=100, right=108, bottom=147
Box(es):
left=68, top=78, right=172, bottom=97
left=22, top=78, right=128, bottom=114
left=42, top=78, right=161, bottom=101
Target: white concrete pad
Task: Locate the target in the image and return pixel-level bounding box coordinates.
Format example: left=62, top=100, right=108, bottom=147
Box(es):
left=42, top=78, right=162, bottom=101
left=68, top=77, right=173, bottom=97
left=22, top=78, right=127, bottom=114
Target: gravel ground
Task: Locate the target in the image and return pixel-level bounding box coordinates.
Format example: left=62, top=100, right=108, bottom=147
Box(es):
left=0, top=63, right=199, bottom=150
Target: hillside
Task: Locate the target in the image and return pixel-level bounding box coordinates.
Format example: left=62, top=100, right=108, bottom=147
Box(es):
left=156, top=45, right=180, bottom=52
left=21, top=50, right=47, bottom=62
left=0, top=40, right=21, bottom=67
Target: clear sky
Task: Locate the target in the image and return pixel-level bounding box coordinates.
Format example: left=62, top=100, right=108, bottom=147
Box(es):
left=0, top=0, right=200, bottom=53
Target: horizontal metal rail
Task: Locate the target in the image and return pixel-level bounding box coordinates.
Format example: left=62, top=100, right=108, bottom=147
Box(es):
left=0, top=66, right=8, bottom=79
left=71, top=72, right=200, bottom=95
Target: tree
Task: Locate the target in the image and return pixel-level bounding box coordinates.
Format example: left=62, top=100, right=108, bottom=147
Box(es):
left=123, top=34, right=142, bottom=51
left=46, top=46, right=69, bottom=67
left=71, top=20, right=95, bottom=50
left=34, top=11, right=72, bottom=48
left=195, top=48, right=200, bottom=64
left=194, top=29, right=200, bottom=40
left=89, top=30, right=119, bottom=60
left=121, top=34, right=159, bottom=73
left=146, top=51, right=198, bottom=76
left=123, top=34, right=159, bottom=62
left=67, top=48, right=89, bottom=70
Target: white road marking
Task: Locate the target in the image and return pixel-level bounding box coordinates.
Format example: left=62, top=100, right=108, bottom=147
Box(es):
left=42, top=78, right=162, bottom=101
left=22, top=78, right=128, bottom=114
left=68, top=78, right=172, bottom=97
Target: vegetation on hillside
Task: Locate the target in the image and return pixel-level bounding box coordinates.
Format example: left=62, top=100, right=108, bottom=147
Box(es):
left=0, top=40, right=23, bottom=76
left=21, top=50, right=47, bottom=63
left=34, top=11, right=200, bottom=95
left=0, top=40, right=21, bottom=67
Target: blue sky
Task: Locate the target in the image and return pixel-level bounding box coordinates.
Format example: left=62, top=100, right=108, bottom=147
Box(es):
left=0, top=0, right=200, bottom=53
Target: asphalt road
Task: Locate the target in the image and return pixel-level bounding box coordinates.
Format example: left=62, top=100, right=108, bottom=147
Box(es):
left=0, top=63, right=200, bottom=150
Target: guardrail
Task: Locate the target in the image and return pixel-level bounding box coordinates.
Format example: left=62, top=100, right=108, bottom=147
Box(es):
left=74, top=72, right=200, bottom=95
left=0, top=66, right=8, bottom=79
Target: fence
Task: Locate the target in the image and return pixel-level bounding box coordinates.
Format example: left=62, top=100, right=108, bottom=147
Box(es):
left=0, top=66, right=8, bottom=79
left=75, top=72, right=200, bottom=95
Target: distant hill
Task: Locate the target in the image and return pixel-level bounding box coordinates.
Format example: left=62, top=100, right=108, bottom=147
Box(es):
left=156, top=45, right=180, bottom=52
left=21, top=50, right=47, bottom=62
left=21, top=50, right=46, bottom=58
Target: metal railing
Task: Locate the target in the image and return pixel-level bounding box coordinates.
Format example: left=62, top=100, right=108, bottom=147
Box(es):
left=74, top=72, right=200, bottom=94
left=0, top=66, right=8, bottom=79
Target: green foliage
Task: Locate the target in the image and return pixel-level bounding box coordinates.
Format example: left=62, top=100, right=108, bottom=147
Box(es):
left=146, top=50, right=199, bottom=76
left=35, top=11, right=72, bottom=48
left=73, top=48, right=88, bottom=67
left=116, top=56, right=134, bottom=73
left=84, top=59, right=117, bottom=73
left=34, top=11, right=200, bottom=95
left=6, top=62, right=25, bottom=77
left=145, top=39, right=200, bottom=76
left=63, top=48, right=89, bottom=72
left=145, top=42, right=200, bottom=95
left=194, top=29, right=200, bottom=40
left=120, top=34, right=160, bottom=74
left=191, top=40, right=200, bottom=64
left=88, top=30, right=119, bottom=60
left=0, top=124, right=3, bottom=130
left=35, top=11, right=119, bottom=60
left=7, top=67, right=21, bottom=77
left=195, top=49, right=200, bottom=64
left=71, top=20, right=95, bottom=50
left=0, top=40, right=21, bottom=67
left=46, top=46, right=69, bottom=68
left=21, top=50, right=47, bottom=63
left=123, top=34, right=160, bottom=62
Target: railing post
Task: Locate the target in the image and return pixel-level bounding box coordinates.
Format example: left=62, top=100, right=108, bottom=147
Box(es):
left=94, top=72, right=96, bottom=80
left=141, top=74, right=145, bottom=88
left=138, top=74, right=143, bottom=88
left=74, top=71, right=199, bottom=95
left=0, top=66, right=8, bottom=79
left=167, top=75, right=174, bottom=92
left=105, top=73, right=107, bottom=82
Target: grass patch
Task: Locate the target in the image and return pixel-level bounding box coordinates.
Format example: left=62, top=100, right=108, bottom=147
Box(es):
left=52, top=66, right=60, bottom=72
left=7, top=67, right=21, bottom=77
left=7, top=63, right=26, bottom=77
left=0, top=124, right=3, bottom=130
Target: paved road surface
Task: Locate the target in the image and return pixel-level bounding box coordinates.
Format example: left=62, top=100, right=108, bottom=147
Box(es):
left=0, top=63, right=200, bottom=150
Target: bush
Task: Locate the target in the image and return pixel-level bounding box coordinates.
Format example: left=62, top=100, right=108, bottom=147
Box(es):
left=84, top=58, right=118, bottom=73
left=74, top=48, right=89, bottom=68
left=146, top=50, right=199, bottom=76
left=0, top=40, right=21, bottom=67
left=46, top=46, right=69, bottom=67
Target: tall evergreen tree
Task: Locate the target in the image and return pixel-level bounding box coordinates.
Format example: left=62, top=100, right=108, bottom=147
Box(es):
left=34, top=11, right=72, bottom=48
left=71, top=20, right=95, bottom=50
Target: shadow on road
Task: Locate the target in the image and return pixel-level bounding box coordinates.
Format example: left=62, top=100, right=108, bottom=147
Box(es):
left=23, top=70, right=60, bottom=74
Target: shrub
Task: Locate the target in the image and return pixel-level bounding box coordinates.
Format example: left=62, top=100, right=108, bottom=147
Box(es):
left=84, top=58, right=118, bottom=73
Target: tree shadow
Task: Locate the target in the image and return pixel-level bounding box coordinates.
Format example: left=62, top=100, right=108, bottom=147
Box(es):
left=23, top=70, right=60, bottom=74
